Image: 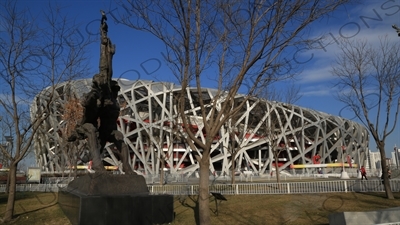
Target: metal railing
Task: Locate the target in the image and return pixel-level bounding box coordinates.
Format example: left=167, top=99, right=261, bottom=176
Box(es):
left=1, top=179, right=398, bottom=195
left=0, top=183, right=67, bottom=193
left=149, top=179, right=400, bottom=195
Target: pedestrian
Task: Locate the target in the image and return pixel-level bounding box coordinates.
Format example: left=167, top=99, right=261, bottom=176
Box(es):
left=313, top=153, right=321, bottom=164
left=360, top=166, right=367, bottom=180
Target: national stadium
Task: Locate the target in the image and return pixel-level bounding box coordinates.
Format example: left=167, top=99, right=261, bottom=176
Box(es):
left=30, top=79, right=369, bottom=178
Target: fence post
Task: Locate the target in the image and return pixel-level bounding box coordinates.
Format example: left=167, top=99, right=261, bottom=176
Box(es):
left=235, top=184, right=238, bottom=195
left=344, top=180, right=347, bottom=193
left=287, top=183, right=290, bottom=194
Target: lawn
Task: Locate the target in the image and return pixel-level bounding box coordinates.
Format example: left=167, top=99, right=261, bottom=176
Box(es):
left=1, top=192, right=400, bottom=224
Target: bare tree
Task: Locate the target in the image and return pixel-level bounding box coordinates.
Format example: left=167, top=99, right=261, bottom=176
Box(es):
left=266, top=110, right=285, bottom=184
left=331, top=37, right=400, bottom=199
left=223, top=101, right=268, bottom=185
left=113, top=0, right=356, bottom=223
left=262, top=84, right=302, bottom=184
left=262, top=82, right=303, bottom=105
left=0, top=1, right=92, bottom=221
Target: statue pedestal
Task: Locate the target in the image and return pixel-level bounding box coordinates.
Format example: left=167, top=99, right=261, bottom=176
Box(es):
left=58, top=173, right=174, bottom=225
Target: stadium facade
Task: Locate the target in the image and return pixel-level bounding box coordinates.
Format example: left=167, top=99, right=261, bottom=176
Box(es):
left=31, top=79, right=369, bottom=177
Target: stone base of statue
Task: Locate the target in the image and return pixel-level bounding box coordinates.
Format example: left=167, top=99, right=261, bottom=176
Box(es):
left=58, top=172, right=174, bottom=225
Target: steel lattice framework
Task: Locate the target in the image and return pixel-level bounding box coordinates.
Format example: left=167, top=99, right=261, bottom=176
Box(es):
left=31, top=79, right=369, bottom=176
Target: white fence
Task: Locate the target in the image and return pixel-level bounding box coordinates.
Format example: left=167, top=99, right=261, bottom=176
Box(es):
left=141, top=168, right=390, bottom=184
left=149, top=179, right=400, bottom=195
left=1, top=179, right=399, bottom=195
left=0, top=183, right=67, bottom=193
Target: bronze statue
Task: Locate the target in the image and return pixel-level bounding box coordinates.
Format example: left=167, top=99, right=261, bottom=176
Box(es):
left=68, top=10, right=132, bottom=174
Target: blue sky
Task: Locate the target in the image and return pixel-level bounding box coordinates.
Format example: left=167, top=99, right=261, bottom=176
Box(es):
left=293, top=0, right=400, bottom=155
left=12, top=0, right=400, bottom=157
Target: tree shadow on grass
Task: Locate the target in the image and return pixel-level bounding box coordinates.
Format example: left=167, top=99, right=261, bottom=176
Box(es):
left=349, top=192, right=400, bottom=209
left=14, top=202, right=58, bottom=217
left=0, top=201, right=58, bottom=224
left=176, top=194, right=200, bottom=225
left=0, top=195, right=8, bottom=205
left=176, top=194, right=227, bottom=225
left=355, top=192, right=394, bottom=198
left=0, top=192, right=59, bottom=223
left=0, top=192, right=38, bottom=204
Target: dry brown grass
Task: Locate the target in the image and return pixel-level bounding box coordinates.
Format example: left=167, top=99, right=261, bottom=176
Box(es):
left=0, top=193, right=70, bottom=225
left=1, top=192, right=400, bottom=224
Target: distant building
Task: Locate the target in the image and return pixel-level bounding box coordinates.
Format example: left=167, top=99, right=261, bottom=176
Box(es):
left=367, top=148, right=398, bottom=170
left=30, top=79, right=370, bottom=176
left=367, top=150, right=381, bottom=170
left=391, top=146, right=400, bottom=168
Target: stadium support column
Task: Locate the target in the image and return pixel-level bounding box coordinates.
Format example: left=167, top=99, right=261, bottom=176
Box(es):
left=340, top=145, right=350, bottom=179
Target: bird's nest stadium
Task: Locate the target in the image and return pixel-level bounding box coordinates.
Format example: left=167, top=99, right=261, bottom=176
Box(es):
left=30, top=79, right=369, bottom=178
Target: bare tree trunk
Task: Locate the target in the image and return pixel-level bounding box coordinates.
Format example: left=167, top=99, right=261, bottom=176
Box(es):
left=3, top=162, right=17, bottom=222
left=378, top=142, right=394, bottom=199
left=160, top=158, right=165, bottom=185
left=5, top=171, right=10, bottom=194
left=230, top=152, right=236, bottom=185
left=198, top=156, right=211, bottom=225
left=74, top=157, right=78, bottom=179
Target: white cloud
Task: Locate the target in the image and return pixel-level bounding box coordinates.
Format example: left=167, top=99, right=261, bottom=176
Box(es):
left=293, top=0, right=399, bottom=87
left=300, top=84, right=338, bottom=97
left=297, top=66, right=335, bottom=84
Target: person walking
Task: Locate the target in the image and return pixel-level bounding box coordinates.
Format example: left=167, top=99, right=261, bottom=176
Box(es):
left=360, top=166, right=367, bottom=180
